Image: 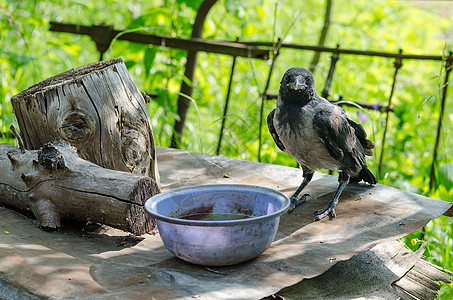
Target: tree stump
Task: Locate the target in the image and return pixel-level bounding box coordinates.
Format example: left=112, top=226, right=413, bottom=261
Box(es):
left=11, top=58, right=158, bottom=182
left=0, top=142, right=159, bottom=235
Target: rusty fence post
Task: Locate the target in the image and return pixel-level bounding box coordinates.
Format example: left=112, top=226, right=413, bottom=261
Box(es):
left=258, top=38, right=282, bottom=162
left=378, top=49, right=403, bottom=180
left=216, top=38, right=239, bottom=155
left=429, top=51, right=453, bottom=191
left=322, top=44, right=340, bottom=99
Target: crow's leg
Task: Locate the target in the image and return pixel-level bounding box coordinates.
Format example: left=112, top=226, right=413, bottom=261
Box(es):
left=288, top=166, right=314, bottom=213
left=313, top=172, right=350, bottom=221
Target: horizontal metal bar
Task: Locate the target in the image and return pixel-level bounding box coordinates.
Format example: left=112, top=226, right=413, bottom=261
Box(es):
left=262, top=92, right=393, bottom=112
left=49, top=22, right=449, bottom=62
left=241, top=41, right=447, bottom=61
left=49, top=22, right=269, bottom=60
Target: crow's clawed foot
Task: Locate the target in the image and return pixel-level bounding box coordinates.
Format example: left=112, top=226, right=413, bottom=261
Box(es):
left=313, top=204, right=336, bottom=221
left=288, top=194, right=310, bottom=213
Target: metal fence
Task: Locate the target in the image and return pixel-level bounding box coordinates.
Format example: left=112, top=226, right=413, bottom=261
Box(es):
left=49, top=22, right=452, bottom=191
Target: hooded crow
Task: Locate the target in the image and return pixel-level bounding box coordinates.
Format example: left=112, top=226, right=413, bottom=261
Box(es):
left=267, top=67, right=376, bottom=221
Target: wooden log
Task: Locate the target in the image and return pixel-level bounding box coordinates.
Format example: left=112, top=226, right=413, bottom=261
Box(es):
left=0, top=141, right=160, bottom=235
left=11, top=58, right=159, bottom=182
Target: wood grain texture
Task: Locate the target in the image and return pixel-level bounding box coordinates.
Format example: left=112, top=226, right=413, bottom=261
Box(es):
left=0, top=142, right=159, bottom=235
left=11, top=58, right=159, bottom=182
left=392, top=259, right=452, bottom=299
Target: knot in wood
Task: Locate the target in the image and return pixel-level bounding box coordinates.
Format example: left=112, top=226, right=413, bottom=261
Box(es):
left=121, top=127, right=148, bottom=175
left=38, top=143, right=67, bottom=170
left=58, top=111, right=94, bottom=143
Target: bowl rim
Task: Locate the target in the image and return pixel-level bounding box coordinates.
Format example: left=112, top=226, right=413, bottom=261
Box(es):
left=144, top=184, right=290, bottom=226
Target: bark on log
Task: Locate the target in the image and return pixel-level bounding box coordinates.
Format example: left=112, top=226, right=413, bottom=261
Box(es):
left=11, top=58, right=159, bottom=182
left=0, top=142, right=159, bottom=235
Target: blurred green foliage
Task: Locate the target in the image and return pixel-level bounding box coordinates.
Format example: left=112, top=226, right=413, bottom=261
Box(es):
left=1, top=0, right=452, bottom=297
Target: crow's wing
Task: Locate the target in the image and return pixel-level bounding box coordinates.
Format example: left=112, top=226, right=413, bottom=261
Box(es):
left=346, top=117, right=375, bottom=156
left=313, top=109, right=366, bottom=172
left=267, top=109, right=286, bottom=152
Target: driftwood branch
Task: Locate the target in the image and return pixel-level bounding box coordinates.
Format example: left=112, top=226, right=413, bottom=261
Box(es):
left=0, top=142, right=159, bottom=235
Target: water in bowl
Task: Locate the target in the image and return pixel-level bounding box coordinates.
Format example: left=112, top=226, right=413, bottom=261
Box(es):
left=178, top=213, right=254, bottom=221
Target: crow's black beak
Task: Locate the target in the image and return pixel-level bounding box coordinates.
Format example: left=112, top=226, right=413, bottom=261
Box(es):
left=288, top=75, right=305, bottom=90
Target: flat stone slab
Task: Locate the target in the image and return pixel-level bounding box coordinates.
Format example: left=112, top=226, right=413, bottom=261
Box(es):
left=0, top=147, right=451, bottom=299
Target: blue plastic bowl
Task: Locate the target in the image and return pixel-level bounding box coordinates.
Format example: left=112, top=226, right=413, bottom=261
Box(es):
left=145, top=184, right=290, bottom=266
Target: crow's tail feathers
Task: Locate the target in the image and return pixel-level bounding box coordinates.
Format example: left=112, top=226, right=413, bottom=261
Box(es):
left=351, top=166, right=377, bottom=185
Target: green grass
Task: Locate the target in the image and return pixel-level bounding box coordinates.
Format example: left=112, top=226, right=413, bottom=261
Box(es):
left=1, top=0, right=452, bottom=297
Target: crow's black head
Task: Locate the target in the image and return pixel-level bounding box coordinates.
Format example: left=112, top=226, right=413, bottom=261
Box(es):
left=279, top=67, right=316, bottom=104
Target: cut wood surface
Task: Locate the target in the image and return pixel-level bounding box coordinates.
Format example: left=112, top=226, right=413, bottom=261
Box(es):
left=0, top=142, right=159, bottom=235
left=11, top=58, right=159, bottom=182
